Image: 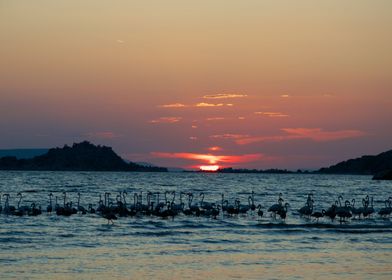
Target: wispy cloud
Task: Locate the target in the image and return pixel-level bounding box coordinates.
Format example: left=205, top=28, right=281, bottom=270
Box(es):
left=281, top=94, right=290, bottom=98
left=159, top=103, right=187, bottom=108
left=159, top=102, right=232, bottom=108
left=255, top=112, right=289, bottom=117
left=281, top=128, right=366, bottom=142
left=211, top=133, right=250, bottom=139
left=196, top=102, right=225, bottom=107
left=208, top=146, right=223, bottom=151
left=150, top=117, right=182, bottom=124
left=151, top=152, right=263, bottom=165
left=206, top=117, right=225, bottom=121
left=235, top=128, right=365, bottom=145
left=203, top=93, right=248, bottom=99
left=235, top=135, right=289, bottom=145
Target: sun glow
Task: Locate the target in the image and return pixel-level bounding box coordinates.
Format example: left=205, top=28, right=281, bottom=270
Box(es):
left=199, top=165, right=220, bottom=172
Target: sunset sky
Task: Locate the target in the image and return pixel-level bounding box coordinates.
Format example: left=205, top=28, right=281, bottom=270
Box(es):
left=1, top=1, right=391, bottom=170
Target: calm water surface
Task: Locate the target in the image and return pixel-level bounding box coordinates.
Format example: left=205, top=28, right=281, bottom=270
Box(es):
left=0, top=171, right=391, bottom=279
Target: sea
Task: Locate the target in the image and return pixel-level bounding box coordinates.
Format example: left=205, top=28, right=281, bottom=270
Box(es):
left=0, top=171, right=391, bottom=279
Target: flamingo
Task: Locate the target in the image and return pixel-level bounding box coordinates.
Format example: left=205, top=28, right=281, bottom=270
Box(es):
left=257, top=204, right=264, bottom=218
left=298, top=194, right=313, bottom=217
left=77, top=193, right=87, bottom=214
left=277, top=203, right=289, bottom=220
left=350, top=199, right=362, bottom=218
left=378, top=198, right=392, bottom=218
left=311, top=211, right=324, bottom=222
left=200, top=192, right=214, bottom=211
left=268, top=193, right=284, bottom=218
left=47, top=193, right=53, bottom=214
left=363, top=196, right=375, bottom=218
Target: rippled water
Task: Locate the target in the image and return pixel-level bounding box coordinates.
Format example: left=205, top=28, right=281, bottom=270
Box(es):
left=0, top=171, right=391, bottom=279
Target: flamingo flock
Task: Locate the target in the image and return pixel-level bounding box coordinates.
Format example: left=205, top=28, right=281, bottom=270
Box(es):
left=0, top=191, right=391, bottom=224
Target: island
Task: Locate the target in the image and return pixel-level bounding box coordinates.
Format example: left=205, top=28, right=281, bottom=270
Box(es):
left=0, top=141, right=167, bottom=172
left=317, top=149, right=392, bottom=180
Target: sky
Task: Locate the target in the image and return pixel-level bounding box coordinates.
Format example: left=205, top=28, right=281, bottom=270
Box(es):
left=1, top=1, right=391, bottom=170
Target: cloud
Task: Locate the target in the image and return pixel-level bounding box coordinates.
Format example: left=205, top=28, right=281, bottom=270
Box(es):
left=196, top=102, right=225, bottom=107
left=208, top=146, right=223, bottom=151
left=211, top=133, right=250, bottom=139
left=117, top=40, right=124, bottom=44
left=255, top=112, right=289, bottom=117
left=159, top=103, right=187, bottom=108
left=150, top=117, right=182, bottom=124
left=151, top=152, right=263, bottom=165
left=235, top=128, right=366, bottom=145
left=189, top=136, right=197, bottom=141
left=206, top=117, right=225, bottom=121
left=159, top=102, right=232, bottom=108
left=84, top=131, right=121, bottom=139
left=235, top=135, right=289, bottom=145
left=281, top=128, right=366, bottom=142
left=281, top=94, right=290, bottom=98
left=203, top=93, right=248, bottom=99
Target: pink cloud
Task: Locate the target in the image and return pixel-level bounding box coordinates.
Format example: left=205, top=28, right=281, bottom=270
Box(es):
left=235, top=128, right=365, bottom=145
left=159, top=103, right=187, bottom=108
left=149, top=117, right=182, bottom=124
left=211, top=133, right=250, bottom=139
left=196, top=102, right=225, bottom=107
left=208, top=146, right=223, bottom=151
left=236, top=135, right=289, bottom=145
left=255, top=111, right=289, bottom=117
left=206, top=117, right=225, bottom=121
left=151, top=152, right=263, bottom=165
left=159, top=102, right=233, bottom=108
left=203, top=93, right=248, bottom=99
left=281, top=128, right=366, bottom=142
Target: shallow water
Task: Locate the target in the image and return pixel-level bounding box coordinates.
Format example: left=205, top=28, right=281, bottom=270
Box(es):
left=0, top=171, right=391, bottom=279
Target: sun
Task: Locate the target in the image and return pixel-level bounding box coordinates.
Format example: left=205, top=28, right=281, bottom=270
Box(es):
left=199, top=165, right=220, bottom=172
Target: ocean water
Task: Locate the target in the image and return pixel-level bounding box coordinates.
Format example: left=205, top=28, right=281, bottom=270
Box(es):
left=0, top=171, right=391, bottom=279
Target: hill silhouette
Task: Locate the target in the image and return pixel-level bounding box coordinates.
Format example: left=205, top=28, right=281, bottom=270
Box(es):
left=318, top=149, right=392, bottom=177
left=0, top=141, right=167, bottom=172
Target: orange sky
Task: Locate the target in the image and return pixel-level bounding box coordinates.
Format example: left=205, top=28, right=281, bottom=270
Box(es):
left=0, top=1, right=391, bottom=169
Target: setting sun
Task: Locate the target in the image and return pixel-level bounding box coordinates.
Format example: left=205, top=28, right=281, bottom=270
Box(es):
left=199, top=165, right=220, bottom=172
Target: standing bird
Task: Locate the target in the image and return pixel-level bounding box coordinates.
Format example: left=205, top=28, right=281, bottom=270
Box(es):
left=77, top=193, right=87, bottom=214
left=277, top=203, right=289, bottom=220
left=311, top=211, right=324, bottom=222
left=363, top=196, right=375, bottom=218
left=268, top=193, right=284, bottom=218
left=336, top=200, right=352, bottom=223
left=349, top=199, right=363, bottom=219
left=47, top=193, right=53, bottom=214
left=298, top=194, right=313, bottom=217
left=257, top=204, right=264, bottom=218
left=378, top=198, right=392, bottom=218
left=102, top=207, right=117, bottom=225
